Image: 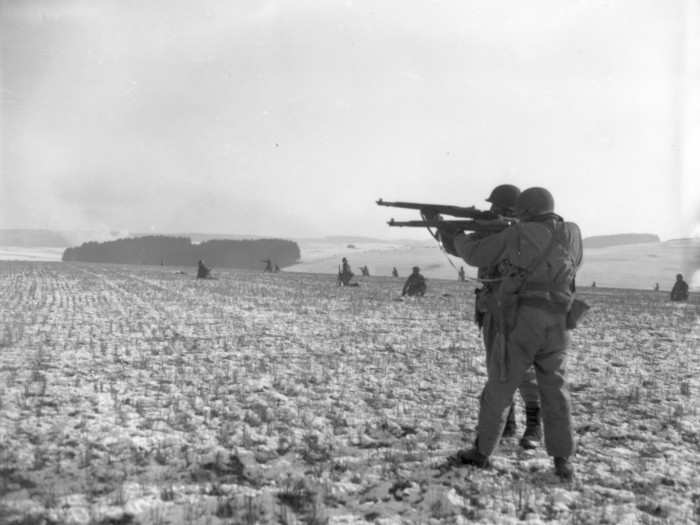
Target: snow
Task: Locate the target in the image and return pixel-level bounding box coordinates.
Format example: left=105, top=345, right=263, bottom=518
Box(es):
left=0, top=261, right=698, bottom=524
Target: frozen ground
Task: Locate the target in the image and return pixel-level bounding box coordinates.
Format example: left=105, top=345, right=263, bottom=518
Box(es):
left=0, top=261, right=698, bottom=524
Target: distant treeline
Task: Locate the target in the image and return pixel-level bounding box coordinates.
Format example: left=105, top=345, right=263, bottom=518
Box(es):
left=583, top=233, right=660, bottom=249
left=62, top=236, right=301, bottom=269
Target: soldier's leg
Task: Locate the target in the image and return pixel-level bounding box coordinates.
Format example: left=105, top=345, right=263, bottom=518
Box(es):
left=501, top=403, right=517, bottom=438
left=533, top=322, right=575, bottom=459
left=483, top=314, right=517, bottom=440
left=517, top=367, right=541, bottom=449
left=475, top=334, right=535, bottom=456
left=518, top=367, right=539, bottom=406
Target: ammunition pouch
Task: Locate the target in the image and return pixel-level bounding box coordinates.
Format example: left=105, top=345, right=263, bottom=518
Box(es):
left=518, top=295, right=590, bottom=330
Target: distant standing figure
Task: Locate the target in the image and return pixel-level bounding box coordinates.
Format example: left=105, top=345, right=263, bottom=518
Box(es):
left=338, top=257, right=357, bottom=286
left=392, top=267, right=399, bottom=278
left=274, top=264, right=280, bottom=273
left=654, top=282, right=660, bottom=291
left=197, top=259, right=211, bottom=279
left=458, top=266, right=466, bottom=281
left=360, top=265, right=370, bottom=277
left=670, top=274, right=689, bottom=301
left=591, top=281, right=596, bottom=288
left=402, top=266, right=427, bottom=296
left=263, top=259, right=273, bottom=273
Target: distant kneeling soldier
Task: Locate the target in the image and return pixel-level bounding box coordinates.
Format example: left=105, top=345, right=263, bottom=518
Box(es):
left=402, top=266, right=427, bottom=296
left=197, top=259, right=212, bottom=279
left=438, top=187, right=583, bottom=481
left=670, top=273, right=689, bottom=301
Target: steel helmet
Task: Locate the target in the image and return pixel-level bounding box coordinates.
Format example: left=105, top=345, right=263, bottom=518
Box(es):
left=486, top=184, right=521, bottom=211
left=515, top=187, right=555, bottom=218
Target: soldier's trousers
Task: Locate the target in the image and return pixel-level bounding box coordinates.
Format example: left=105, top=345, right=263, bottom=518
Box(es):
left=482, top=313, right=538, bottom=407
left=477, top=306, right=574, bottom=458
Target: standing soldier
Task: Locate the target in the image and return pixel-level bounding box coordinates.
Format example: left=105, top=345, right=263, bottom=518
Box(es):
left=670, top=274, right=689, bottom=301
left=439, top=187, right=583, bottom=480
left=392, top=267, right=399, bottom=278
left=338, top=257, right=356, bottom=286
left=447, top=184, right=543, bottom=448
left=458, top=266, right=466, bottom=282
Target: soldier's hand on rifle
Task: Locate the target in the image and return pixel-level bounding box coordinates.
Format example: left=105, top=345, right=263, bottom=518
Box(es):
left=436, top=221, right=462, bottom=237
left=465, top=230, right=492, bottom=241
left=436, top=223, right=462, bottom=255
left=420, top=209, right=442, bottom=222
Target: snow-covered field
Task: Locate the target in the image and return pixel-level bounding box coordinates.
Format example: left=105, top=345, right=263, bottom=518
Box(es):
left=0, top=262, right=699, bottom=524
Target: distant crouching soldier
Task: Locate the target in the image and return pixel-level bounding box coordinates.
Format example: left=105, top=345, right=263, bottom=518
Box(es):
left=197, top=259, right=211, bottom=279
left=670, top=274, right=689, bottom=301
left=402, top=266, right=427, bottom=296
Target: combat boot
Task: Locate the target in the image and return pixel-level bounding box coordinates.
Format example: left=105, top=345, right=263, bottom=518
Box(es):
left=501, top=404, right=516, bottom=438
left=519, top=405, right=542, bottom=449
left=554, top=457, right=574, bottom=481
left=453, top=447, right=490, bottom=468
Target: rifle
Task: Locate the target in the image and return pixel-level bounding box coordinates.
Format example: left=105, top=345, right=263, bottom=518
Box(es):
left=377, top=198, right=514, bottom=237
left=377, top=197, right=515, bottom=266
left=387, top=218, right=508, bottom=233
left=376, top=198, right=499, bottom=220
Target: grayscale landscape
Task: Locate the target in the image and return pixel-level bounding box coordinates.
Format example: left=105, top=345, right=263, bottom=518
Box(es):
left=2, top=0, right=699, bottom=524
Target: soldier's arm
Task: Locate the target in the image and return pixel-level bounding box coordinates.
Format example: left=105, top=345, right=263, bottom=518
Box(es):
left=568, top=222, right=584, bottom=268
left=453, top=228, right=512, bottom=268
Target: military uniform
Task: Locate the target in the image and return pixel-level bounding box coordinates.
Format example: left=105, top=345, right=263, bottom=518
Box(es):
left=197, top=260, right=211, bottom=279
left=476, top=263, right=540, bottom=442
left=338, top=258, right=355, bottom=286
left=454, top=214, right=583, bottom=459
left=402, top=270, right=427, bottom=296
left=670, top=275, right=689, bottom=301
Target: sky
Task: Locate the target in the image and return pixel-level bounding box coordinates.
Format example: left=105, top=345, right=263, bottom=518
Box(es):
left=1, top=0, right=699, bottom=241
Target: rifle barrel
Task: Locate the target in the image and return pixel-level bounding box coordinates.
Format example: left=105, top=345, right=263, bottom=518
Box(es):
left=387, top=218, right=509, bottom=232
left=377, top=198, right=498, bottom=220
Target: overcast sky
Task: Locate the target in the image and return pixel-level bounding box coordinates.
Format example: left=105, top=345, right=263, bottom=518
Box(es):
left=1, top=0, right=698, bottom=240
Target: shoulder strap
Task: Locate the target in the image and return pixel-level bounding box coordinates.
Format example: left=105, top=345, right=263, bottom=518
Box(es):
left=518, top=222, right=560, bottom=288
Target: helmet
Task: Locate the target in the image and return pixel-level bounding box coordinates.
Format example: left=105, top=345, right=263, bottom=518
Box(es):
left=515, top=187, right=555, bottom=218
left=412, top=266, right=420, bottom=273
left=486, top=184, right=520, bottom=210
